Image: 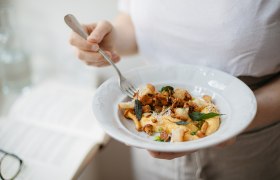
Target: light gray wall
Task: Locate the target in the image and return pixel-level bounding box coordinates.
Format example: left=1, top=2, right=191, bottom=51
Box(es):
left=10, top=0, right=146, bottom=87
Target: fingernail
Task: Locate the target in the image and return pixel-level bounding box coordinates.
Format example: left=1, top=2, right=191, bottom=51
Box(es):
left=91, top=44, right=99, bottom=51
left=112, top=52, right=119, bottom=59
left=112, top=52, right=117, bottom=57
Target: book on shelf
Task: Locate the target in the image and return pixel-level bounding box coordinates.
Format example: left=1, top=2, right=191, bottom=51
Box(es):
left=0, top=80, right=109, bottom=180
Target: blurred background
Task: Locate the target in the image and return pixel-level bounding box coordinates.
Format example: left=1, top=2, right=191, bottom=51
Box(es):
left=0, top=0, right=146, bottom=179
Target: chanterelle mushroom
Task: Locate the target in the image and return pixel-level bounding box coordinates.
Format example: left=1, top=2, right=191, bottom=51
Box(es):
left=124, top=110, right=142, bottom=131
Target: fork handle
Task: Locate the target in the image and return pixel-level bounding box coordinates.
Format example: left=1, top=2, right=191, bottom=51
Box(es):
left=64, top=14, right=123, bottom=78
left=98, top=49, right=122, bottom=78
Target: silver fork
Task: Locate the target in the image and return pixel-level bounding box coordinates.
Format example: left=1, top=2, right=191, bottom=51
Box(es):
left=64, top=14, right=137, bottom=98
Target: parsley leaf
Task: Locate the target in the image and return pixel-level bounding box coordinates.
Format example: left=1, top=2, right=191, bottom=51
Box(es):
left=154, top=136, right=164, bottom=142
left=191, top=131, right=197, bottom=135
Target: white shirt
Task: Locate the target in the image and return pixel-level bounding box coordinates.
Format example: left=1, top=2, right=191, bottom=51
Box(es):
left=118, top=0, right=280, bottom=77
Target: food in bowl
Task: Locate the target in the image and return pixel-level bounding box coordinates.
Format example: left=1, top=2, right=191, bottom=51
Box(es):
left=118, top=84, right=222, bottom=142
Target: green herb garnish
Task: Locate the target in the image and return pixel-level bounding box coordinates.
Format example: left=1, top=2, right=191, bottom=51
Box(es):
left=154, top=136, right=164, bottom=142
left=134, top=99, right=142, bottom=120
left=158, top=127, right=163, bottom=132
left=160, top=86, right=174, bottom=94
left=191, top=131, right=197, bottom=135
left=197, top=121, right=204, bottom=129
left=175, top=121, right=189, bottom=125
left=189, top=112, right=223, bottom=121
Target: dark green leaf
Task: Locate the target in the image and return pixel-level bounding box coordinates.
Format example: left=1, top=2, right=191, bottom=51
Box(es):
left=160, top=86, right=174, bottom=93
left=189, top=112, right=223, bottom=121
left=134, top=99, right=142, bottom=120
left=175, top=121, right=189, bottom=125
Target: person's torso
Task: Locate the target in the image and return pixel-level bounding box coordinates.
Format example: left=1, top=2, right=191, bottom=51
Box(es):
left=129, top=0, right=280, bottom=76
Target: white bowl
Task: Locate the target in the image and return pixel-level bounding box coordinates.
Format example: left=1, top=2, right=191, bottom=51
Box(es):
left=92, top=64, right=257, bottom=152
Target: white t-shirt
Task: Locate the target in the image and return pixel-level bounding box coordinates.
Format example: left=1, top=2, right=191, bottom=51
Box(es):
left=118, top=0, right=280, bottom=77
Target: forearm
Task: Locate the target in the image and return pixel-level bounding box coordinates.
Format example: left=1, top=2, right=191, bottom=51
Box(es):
left=246, top=76, right=280, bottom=131
left=113, top=12, right=138, bottom=55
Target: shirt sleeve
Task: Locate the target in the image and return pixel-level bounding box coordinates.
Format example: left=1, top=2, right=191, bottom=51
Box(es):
left=118, top=0, right=130, bottom=13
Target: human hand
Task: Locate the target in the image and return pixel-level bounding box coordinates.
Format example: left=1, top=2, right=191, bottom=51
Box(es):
left=69, top=20, right=120, bottom=67
left=148, top=137, right=236, bottom=160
